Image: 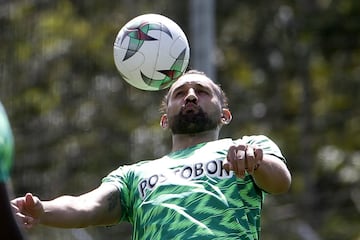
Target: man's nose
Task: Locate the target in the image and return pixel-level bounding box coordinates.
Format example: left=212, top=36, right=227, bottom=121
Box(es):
left=185, top=88, right=198, bottom=102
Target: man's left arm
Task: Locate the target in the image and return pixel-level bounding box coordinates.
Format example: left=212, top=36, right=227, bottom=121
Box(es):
left=251, top=154, right=291, bottom=194
left=224, top=143, right=291, bottom=194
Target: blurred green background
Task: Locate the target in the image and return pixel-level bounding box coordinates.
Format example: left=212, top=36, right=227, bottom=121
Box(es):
left=1, top=0, right=359, bottom=239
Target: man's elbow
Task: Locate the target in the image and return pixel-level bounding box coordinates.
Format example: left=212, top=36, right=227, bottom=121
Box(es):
left=270, top=171, right=292, bottom=194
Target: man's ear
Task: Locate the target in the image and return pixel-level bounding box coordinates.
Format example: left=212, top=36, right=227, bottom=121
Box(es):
left=221, top=108, right=232, bottom=125
left=160, top=114, right=168, bottom=129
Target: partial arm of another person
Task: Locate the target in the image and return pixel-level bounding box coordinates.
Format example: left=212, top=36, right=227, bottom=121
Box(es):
left=0, top=183, right=26, bottom=240
left=11, top=183, right=121, bottom=229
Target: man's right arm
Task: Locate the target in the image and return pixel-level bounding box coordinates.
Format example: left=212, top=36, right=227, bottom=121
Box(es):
left=11, top=183, right=121, bottom=229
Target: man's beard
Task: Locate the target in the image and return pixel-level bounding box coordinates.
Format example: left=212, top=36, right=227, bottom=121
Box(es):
left=169, top=107, right=218, bottom=134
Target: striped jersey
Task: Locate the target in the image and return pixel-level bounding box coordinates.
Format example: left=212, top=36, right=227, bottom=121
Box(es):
left=102, top=135, right=285, bottom=240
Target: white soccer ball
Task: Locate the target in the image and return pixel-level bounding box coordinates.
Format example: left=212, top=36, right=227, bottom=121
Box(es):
left=113, top=14, right=190, bottom=91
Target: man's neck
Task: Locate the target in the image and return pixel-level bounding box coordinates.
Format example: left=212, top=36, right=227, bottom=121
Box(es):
left=171, top=129, right=220, bottom=152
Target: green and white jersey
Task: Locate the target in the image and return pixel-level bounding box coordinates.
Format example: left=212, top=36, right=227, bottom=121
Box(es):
left=0, top=102, right=14, bottom=182
left=102, top=135, right=285, bottom=240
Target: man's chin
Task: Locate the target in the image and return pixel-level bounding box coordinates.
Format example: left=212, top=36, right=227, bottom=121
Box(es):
left=170, top=123, right=217, bottom=135
left=169, top=110, right=218, bottom=134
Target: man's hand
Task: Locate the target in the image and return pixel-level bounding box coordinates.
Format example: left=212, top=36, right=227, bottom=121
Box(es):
left=224, top=143, right=263, bottom=178
left=10, top=184, right=122, bottom=229
left=11, top=193, right=44, bottom=229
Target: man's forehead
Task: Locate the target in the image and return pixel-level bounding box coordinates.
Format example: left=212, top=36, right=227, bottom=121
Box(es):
left=170, top=73, right=215, bottom=90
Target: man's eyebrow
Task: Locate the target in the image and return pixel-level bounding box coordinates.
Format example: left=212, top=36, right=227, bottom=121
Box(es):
left=171, top=84, right=185, bottom=93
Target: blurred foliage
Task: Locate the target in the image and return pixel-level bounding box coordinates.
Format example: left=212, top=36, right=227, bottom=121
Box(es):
left=0, top=0, right=359, bottom=239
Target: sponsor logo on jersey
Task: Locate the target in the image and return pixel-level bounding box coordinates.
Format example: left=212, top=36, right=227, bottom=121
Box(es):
left=138, top=158, right=232, bottom=199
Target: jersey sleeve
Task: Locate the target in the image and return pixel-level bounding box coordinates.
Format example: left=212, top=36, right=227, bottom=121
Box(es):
left=0, top=103, right=14, bottom=182
left=102, top=165, right=134, bottom=223
left=239, top=135, right=286, bottom=162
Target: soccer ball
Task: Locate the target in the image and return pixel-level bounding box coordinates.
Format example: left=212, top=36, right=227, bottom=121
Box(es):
left=113, top=14, right=190, bottom=91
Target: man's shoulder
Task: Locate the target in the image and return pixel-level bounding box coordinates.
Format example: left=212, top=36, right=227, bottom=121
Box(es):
left=216, top=135, right=273, bottom=146
left=239, top=134, right=272, bottom=143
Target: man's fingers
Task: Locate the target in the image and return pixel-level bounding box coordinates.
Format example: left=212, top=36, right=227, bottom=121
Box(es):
left=223, top=161, right=232, bottom=172
left=225, top=145, right=247, bottom=178
left=225, top=145, right=236, bottom=172
left=11, top=193, right=42, bottom=228
left=11, top=199, right=22, bottom=211
left=25, top=193, right=35, bottom=207
left=245, top=146, right=256, bottom=174
left=227, top=145, right=237, bottom=161
left=19, top=214, right=38, bottom=229
left=16, top=210, right=40, bottom=228
left=225, top=144, right=264, bottom=178
left=254, top=148, right=263, bottom=163
left=234, top=148, right=246, bottom=178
